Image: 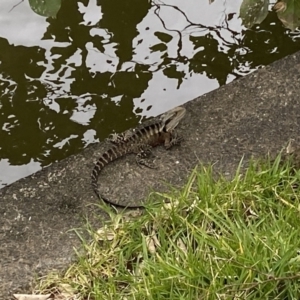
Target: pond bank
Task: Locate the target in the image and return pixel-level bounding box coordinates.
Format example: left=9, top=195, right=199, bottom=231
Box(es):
left=1, top=51, right=300, bottom=298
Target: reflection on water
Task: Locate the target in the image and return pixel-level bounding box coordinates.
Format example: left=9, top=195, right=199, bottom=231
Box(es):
left=0, top=0, right=300, bottom=187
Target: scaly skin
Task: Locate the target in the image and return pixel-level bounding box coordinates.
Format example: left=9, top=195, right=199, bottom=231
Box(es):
left=91, top=106, right=186, bottom=209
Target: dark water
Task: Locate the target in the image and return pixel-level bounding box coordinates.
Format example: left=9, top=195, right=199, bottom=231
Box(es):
left=0, top=0, right=300, bottom=187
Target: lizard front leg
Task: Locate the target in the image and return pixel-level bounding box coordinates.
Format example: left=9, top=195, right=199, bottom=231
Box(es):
left=164, top=131, right=183, bottom=149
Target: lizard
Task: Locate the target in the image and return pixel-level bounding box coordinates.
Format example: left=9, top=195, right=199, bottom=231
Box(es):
left=91, top=106, right=186, bottom=209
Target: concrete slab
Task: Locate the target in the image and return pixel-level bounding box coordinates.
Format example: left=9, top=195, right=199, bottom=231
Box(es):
left=1, top=51, right=300, bottom=298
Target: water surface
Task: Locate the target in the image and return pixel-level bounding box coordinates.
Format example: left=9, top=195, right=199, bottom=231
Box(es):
left=1, top=0, right=299, bottom=187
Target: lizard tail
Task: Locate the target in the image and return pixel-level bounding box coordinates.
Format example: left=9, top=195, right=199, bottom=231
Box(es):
left=91, top=149, right=145, bottom=209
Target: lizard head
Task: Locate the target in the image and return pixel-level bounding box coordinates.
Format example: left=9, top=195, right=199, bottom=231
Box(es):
left=160, top=106, right=186, bottom=132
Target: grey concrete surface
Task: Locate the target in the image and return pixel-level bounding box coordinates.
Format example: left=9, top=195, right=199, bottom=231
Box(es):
left=1, top=51, right=300, bottom=298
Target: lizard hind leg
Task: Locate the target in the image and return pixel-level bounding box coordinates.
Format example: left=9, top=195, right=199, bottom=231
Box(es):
left=136, top=144, right=157, bottom=169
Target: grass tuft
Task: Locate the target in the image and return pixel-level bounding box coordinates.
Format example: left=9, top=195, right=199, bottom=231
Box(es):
left=36, top=154, right=300, bottom=299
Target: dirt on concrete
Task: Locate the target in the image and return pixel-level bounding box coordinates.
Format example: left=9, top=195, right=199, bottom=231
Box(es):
left=1, top=51, right=300, bottom=298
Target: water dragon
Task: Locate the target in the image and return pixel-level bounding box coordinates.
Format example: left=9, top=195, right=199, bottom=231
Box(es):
left=91, top=106, right=186, bottom=208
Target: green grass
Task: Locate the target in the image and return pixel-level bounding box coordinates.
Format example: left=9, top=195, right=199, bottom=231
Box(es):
left=36, top=154, right=300, bottom=299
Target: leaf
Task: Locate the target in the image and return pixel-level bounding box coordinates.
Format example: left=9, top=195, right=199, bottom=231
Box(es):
left=28, top=0, right=61, bottom=18
left=273, top=0, right=300, bottom=32
left=239, top=0, right=269, bottom=28
left=154, top=32, right=173, bottom=43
